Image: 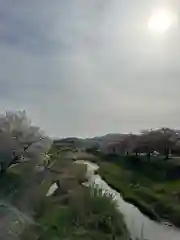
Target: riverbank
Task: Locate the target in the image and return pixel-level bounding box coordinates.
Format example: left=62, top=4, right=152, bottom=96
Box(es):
left=96, top=155, right=180, bottom=228
left=74, top=159, right=180, bottom=240
left=19, top=152, right=131, bottom=240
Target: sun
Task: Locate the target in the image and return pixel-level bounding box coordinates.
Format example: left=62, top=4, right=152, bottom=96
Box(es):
left=148, top=9, right=175, bottom=33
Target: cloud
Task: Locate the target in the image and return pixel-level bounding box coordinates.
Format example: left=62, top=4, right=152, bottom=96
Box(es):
left=0, top=0, right=179, bottom=137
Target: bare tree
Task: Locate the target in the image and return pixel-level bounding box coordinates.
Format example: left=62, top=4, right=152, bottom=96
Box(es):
left=0, top=111, right=52, bottom=173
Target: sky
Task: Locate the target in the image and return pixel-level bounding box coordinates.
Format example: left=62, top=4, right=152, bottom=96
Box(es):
left=0, top=0, right=180, bottom=138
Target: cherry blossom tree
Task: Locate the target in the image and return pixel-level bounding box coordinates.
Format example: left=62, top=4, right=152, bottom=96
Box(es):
left=0, top=111, right=52, bottom=172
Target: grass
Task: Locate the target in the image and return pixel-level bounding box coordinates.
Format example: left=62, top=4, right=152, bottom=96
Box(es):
left=97, top=155, right=180, bottom=227
left=0, top=147, right=150, bottom=240
left=23, top=187, right=130, bottom=240
left=19, top=149, right=131, bottom=240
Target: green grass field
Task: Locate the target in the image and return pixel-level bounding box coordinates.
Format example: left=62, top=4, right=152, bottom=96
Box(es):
left=97, top=156, right=180, bottom=227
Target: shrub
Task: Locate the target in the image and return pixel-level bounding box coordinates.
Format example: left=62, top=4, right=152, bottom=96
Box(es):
left=22, top=186, right=130, bottom=240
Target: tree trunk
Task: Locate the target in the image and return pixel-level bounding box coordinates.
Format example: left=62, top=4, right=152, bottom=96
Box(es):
left=164, top=150, right=169, bottom=160
left=147, top=152, right=151, bottom=161
left=164, top=141, right=169, bottom=160
left=135, top=151, right=140, bottom=156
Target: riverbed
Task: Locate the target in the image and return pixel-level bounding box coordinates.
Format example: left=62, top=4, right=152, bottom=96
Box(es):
left=76, top=160, right=180, bottom=240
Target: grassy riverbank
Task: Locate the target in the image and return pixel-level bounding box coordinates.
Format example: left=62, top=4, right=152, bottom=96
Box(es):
left=97, top=154, right=180, bottom=227
left=22, top=187, right=130, bottom=240
left=4, top=150, right=130, bottom=240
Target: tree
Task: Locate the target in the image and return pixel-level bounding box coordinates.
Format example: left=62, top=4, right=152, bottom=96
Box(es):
left=86, top=143, right=100, bottom=154
left=138, top=129, right=157, bottom=161
left=173, top=140, right=180, bottom=155
left=139, top=128, right=180, bottom=160
left=152, top=128, right=178, bottom=160
left=0, top=111, right=52, bottom=173
left=126, top=134, right=143, bottom=156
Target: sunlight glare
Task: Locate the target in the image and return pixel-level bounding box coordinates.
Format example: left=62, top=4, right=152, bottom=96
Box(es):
left=148, top=9, right=175, bottom=33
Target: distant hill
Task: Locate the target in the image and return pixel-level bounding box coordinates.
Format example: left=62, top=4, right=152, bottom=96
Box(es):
left=92, top=133, right=125, bottom=142
left=53, top=137, right=83, bottom=149
left=53, top=134, right=125, bottom=149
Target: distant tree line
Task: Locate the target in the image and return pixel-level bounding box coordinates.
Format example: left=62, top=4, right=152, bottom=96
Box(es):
left=88, top=128, right=180, bottom=161
left=119, top=128, right=180, bottom=160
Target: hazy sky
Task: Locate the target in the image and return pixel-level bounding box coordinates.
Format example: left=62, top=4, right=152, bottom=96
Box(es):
left=0, top=0, right=180, bottom=138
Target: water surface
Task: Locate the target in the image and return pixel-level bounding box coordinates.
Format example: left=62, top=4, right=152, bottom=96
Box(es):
left=76, top=160, right=180, bottom=240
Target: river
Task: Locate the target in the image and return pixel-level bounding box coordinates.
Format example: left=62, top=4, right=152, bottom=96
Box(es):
left=76, top=160, right=180, bottom=240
